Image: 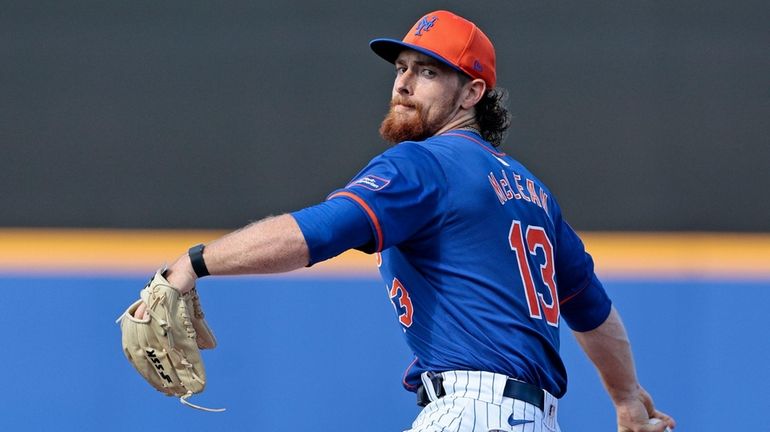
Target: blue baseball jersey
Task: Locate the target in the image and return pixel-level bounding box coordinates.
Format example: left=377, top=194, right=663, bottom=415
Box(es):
left=292, top=130, right=611, bottom=398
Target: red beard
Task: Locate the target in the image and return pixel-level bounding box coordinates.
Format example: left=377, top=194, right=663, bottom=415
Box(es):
left=379, top=98, right=431, bottom=143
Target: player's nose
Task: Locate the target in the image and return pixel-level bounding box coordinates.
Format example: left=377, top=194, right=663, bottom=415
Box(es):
left=394, top=70, right=414, bottom=96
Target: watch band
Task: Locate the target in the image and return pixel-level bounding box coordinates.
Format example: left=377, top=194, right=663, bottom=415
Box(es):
left=188, top=243, right=210, bottom=278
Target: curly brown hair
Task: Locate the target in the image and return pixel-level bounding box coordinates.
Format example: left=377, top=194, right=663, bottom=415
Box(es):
left=475, top=88, right=512, bottom=148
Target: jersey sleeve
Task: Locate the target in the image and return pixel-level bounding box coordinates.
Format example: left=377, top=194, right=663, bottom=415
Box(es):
left=291, top=197, right=374, bottom=266
left=554, top=216, right=613, bottom=332
left=325, top=142, right=446, bottom=253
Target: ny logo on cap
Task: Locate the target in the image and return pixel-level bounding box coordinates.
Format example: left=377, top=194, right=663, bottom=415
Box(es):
left=414, top=15, right=437, bottom=36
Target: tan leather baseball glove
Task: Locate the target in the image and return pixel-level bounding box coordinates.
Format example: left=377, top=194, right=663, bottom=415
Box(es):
left=116, top=269, right=223, bottom=412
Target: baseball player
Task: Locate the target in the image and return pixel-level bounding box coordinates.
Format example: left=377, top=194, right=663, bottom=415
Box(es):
left=134, top=10, right=675, bottom=432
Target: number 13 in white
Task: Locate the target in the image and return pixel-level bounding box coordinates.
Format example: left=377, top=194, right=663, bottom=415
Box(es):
left=508, top=220, right=560, bottom=327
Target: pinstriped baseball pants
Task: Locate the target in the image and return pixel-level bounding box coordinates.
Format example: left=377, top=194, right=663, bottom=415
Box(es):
left=406, top=371, right=561, bottom=432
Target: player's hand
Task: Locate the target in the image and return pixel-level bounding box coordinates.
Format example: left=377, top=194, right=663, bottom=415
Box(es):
left=616, top=386, right=675, bottom=432
left=131, top=255, right=197, bottom=319
left=164, top=254, right=197, bottom=294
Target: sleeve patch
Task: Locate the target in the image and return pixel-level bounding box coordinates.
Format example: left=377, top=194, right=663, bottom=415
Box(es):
left=348, top=175, right=391, bottom=191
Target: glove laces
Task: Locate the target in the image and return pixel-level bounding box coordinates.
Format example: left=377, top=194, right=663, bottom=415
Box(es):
left=180, top=392, right=226, bottom=412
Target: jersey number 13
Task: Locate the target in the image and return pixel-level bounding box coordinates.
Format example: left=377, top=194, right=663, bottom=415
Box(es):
left=508, top=220, right=560, bottom=327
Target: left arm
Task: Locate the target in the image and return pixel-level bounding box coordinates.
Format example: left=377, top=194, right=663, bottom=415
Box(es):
left=164, top=213, right=311, bottom=292
left=132, top=214, right=310, bottom=320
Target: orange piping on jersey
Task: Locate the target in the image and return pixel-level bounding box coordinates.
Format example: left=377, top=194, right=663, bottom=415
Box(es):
left=328, top=191, right=384, bottom=252
left=402, top=356, right=419, bottom=390
left=558, top=283, right=587, bottom=306
left=441, top=132, right=506, bottom=157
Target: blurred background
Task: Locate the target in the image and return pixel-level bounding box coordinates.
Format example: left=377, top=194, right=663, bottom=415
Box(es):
left=2, top=0, right=767, bottom=230
left=0, top=0, right=768, bottom=430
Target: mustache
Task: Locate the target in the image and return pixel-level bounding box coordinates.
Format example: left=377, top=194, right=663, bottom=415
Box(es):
left=389, top=97, right=421, bottom=110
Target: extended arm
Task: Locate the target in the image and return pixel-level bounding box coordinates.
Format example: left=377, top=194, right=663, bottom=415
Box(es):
left=165, top=214, right=310, bottom=293
left=573, top=306, right=675, bottom=432
left=132, top=197, right=374, bottom=322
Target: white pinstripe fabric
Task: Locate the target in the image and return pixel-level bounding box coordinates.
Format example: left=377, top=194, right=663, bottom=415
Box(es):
left=405, top=371, right=561, bottom=432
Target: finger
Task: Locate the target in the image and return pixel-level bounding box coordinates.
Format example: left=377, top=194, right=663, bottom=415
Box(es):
left=647, top=418, right=672, bottom=432
left=652, top=410, right=676, bottom=429
left=133, top=302, right=148, bottom=319
left=618, top=422, right=663, bottom=432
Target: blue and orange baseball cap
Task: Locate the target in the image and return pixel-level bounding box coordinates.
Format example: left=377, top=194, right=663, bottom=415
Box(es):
left=370, top=10, right=497, bottom=89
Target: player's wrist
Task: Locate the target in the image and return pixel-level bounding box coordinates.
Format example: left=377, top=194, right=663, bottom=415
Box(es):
left=188, top=243, right=210, bottom=278
left=166, top=254, right=197, bottom=294
left=605, top=380, right=643, bottom=406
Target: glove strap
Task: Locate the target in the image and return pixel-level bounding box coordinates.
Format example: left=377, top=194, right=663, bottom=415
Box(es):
left=188, top=244, right=210, bottom=278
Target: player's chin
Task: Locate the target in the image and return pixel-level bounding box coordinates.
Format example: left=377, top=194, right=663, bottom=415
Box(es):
left=380, top=115, right=423, bottom=142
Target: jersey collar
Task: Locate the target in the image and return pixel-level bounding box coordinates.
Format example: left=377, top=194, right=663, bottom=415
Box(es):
left=439, top=129, right=506, bottom=157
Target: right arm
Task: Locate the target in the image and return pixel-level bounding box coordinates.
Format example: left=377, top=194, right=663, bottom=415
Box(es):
left=573, top=307, right=676, bottom=431
left=553, top=215, right=674, bottom=431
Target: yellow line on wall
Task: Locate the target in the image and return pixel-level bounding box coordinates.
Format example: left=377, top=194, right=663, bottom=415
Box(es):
left=0, top=229, right=768, bottom=280
left=581, top=232, right=770, bottom=280
left=0, top=229, right=226, bottom=275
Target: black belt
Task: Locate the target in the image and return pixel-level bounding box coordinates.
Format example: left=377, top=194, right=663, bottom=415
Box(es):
left=416, top=374, right=544, bottom=410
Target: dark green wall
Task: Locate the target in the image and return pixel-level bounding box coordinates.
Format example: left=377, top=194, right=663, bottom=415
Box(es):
left=2, top=1, right=767, bottom=230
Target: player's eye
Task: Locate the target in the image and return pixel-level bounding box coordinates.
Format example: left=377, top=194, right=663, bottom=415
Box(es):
left=421, top=68, right=437, bottom=78
left=395, top=66, right=407, bottom=75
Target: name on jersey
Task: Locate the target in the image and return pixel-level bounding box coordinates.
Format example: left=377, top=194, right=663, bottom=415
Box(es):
left=348, top=175, right=391, bottom=191
left=488, top=169, right=549, bottom=214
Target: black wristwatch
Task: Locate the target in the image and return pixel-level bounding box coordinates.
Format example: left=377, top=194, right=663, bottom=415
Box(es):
left=188, top=243, right=210, bottom=278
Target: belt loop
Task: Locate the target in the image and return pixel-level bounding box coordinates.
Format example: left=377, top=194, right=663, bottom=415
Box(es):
left=542, top=390, right=558, bottom=431
left=420, top=371, right=439, bottom=404
left=418, top=371, right=446, bottom=406
left=491, top=373, right=507, bottom=405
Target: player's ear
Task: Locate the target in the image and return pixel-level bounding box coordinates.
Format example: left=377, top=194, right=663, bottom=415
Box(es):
left=460, top=78, right=486, bottom=110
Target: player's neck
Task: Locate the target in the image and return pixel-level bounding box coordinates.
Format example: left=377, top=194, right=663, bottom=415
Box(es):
left=434, top=115, right=480, bottom=137
left=451, top=124, right=481, bottom=136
